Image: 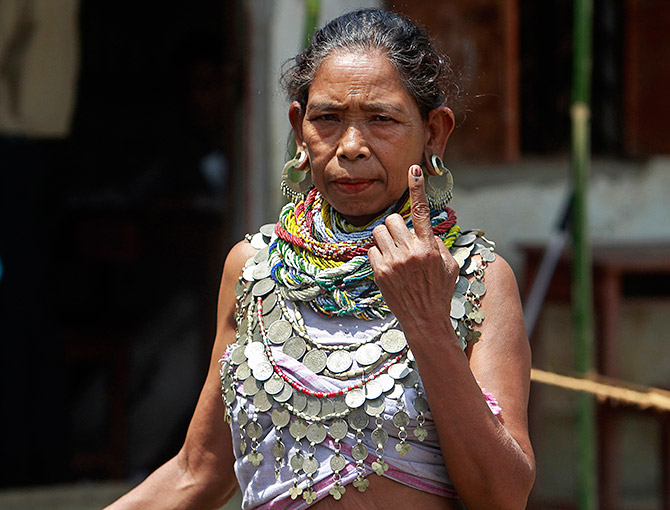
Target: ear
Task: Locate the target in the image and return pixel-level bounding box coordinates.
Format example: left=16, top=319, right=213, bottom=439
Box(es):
left=423, top=106, right=455, bottom=160
left=288, top=101, right=305, bottom=146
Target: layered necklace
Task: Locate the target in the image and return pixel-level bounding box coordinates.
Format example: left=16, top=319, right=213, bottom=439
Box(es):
left=221, top=190, right=497, bottom=505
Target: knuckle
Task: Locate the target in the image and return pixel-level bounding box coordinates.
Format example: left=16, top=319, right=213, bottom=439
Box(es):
left=412, top=202, right=431, bottom=220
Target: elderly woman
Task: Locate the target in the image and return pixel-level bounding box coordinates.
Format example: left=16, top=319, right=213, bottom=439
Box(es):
left=108, top=9, right=534, bottom=510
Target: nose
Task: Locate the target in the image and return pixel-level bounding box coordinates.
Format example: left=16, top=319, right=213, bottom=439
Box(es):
left=336, top=125, right=370, bottom=161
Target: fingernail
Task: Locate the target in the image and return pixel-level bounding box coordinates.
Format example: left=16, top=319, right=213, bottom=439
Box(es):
left=411, top=166, right=422, bottom=178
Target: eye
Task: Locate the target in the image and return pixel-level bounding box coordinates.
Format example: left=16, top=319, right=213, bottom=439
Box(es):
left=313, top=113, right=338, bottom=122
left=372, top=115, right=394, bottom=122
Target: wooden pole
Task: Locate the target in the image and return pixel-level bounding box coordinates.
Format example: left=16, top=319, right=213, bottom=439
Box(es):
left=571, top=0, right=597, bottom=508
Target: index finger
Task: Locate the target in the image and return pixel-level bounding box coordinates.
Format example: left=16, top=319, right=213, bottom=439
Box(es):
left=408, top=165, right=433, bottom=240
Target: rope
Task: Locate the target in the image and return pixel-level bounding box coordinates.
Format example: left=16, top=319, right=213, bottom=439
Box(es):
left=531, top=368, right=670, bottom=412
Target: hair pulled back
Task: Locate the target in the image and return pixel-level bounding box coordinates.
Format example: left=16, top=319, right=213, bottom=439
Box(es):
left=281, top=8, right=458, bottom=118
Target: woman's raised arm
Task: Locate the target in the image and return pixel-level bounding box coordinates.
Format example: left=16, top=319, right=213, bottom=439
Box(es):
left=105, top=240, right=257, bottom=510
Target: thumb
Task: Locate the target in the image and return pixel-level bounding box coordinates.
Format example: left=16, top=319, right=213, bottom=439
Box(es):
left=408, top=165, right=433, bottom=240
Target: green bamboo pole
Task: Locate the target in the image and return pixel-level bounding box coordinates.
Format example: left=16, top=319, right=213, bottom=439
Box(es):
left=304, top=0, right=321, bottom=48
left=571, top=0, right=597, bottom=509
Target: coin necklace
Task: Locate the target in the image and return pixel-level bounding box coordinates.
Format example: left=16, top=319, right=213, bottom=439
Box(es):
left=223, top=224, right=496, bottom=504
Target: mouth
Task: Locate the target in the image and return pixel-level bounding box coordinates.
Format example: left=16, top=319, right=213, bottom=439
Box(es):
left=331, top=178, right=376, bottom=194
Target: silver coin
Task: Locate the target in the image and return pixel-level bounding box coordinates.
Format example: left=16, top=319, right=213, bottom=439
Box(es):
left=253, top=390, right=273, bottom=412
left=371, top=428, right=389, bottom=447
left=235, top=361, right=251, bottom=381
left=450, top=317, right=459, bottom=331
left=290, top=392, right=307, bottom=413
left=345, top=388, right=366, bottom=408
left=454, top=233, right=477, bottom=247
left=283, top=336, right=306, bottom=360
left=329, top=419, right=348, bottom=440
left=260, top=223, right=276, bottom=238
left=234, top=280, right=246, bottom=298
left=387, top=383, right=404, bottom=400
left=364, top=397, right=386, bottom=416
left=253, top=245, right=270, bottom=263
left=348, top=408, right=369, bottom=430
left=451, top=246, right=472, bottom=267
left=272, top=407, right=290, bottom=428
left=246, top=421, right=263, bottom=439
left=302, top=457, right=319, bottom=475
left=244, top=341, right=265, bottom=360
left=306, top=423, right=327, bottom=444
left=450, top=298, right=466, bottom=319
left=331, top=395, right=348, bottom=414
left=221, top=375, right=233, bottom=391
left=407, top=349, right=415, bottom=362
left=305, top=395, right=321, bottom=417
left=273, top=381, right=293, bottom=403
left=470, top=279, right=487, bottom=298
left=230, top=345, right=247, bottom=365
left=252, top=361, right=273, bottom=382
left=242, top=265, right=256, bottom=282
left=237, top=408, right=249, bottom=427
left=364, top=380, right=383, bottom=400
left=264, top=374, right=285, bottom=395
left=318, top=398, right=335, bottom=418
left=252, top=261, right=271, bottom=281
left=224, top=387, right=235, bottom=405
left=267, top=320, right=292, bottom=344
left=400, top=369, right=419, bottom=388
left=376, top=373, right=395, bottom=393
left=262, top=293, right=277, bottom=315
left=388, top=362, right=410, bottom=380
left=352, top=443, right=369, bottom=461
left=392, top=410, right=410, bottom=428
left=380, top=330, right=407, bottom=354
left=461, top=257, right=478, bottom=275
left=290, top=453, right=304, bottom=470
left=273, top=440, right=286, bottom=459
left=303, top=349, right=327, bottom=374
left=326, top=350, right=353, bottom=374
left=481, top=248, right=496, bottom=262
left=250, top=232, right=267, bottom=250
left=242, top=377, right=262, bottom=396
left=289, top=418, right=307, bottom=440
left=414, top=396, right=429, bottom=413
left=330, top=453, right=347, bottom=472
left=455, top=275, right=469, bottom=296
left=355, top=343, right=382, bottom=366
left=252, top=278, right=275, bottom=297
left=263, top=306, right=282, bottom=324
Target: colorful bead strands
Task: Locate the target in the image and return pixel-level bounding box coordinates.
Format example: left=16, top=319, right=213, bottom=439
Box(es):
left=270, top=189, right=461, bottom=319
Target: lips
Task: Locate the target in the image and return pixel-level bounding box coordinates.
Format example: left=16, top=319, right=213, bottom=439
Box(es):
left=331, top=178, right=376, bottom=194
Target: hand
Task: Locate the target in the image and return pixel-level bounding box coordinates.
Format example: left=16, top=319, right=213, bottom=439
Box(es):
left=368, top=165, right=460, bottom=334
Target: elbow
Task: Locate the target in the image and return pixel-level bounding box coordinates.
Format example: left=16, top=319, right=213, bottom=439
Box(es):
left=176, top=448, right=237, bottom=509
left=466, top=460, right=536, bottom=510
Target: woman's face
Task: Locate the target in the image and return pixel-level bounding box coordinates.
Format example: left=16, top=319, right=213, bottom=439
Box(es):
left=290, top=51, right=452, bottom=226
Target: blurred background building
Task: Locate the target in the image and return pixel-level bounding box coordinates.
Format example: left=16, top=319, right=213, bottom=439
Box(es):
left=0, top=0, right=669, bottom=508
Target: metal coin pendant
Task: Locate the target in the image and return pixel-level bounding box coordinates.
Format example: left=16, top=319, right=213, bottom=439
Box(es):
left=329, top=419, right=348, bottom=440
left=243, top=377, right=262, bottom=396
left=272, top=407, right=291, bottom=428
left=289, top=418, right=307, bottom=440
left=302, top=349, right=327, bottom=374
left=318, top=398, right=335, bottom=418
left=348, top=408, right=370, bottom=430
left=267, top=320, right=292, bottom=345
left=242, top=265, right=256, bottom=282
left=326, top=350, right=353, bottom=374
left=244, top=341, right=264, bottom=360
left=252, top=361, right=273, bottom=382
left=253, top=278, right=275, bottom=297
left=250, top=232, right=267, bottom=250
left=371, top=428, right=389, bottom=447
left=480, top=247, right=496, bottom=262
left=230, top=345, right=247, bottom=365
left=237, top=408, right=249, bottom=427
left=263, top=306, right=282, bottom=324
left=380, top=330, right=407, bottom=354
left=454, top=233, right=477, bottom=246
left=283, top=337, right=306, bottom=360
left=455, top=275, right=469, bottom=296
left=290, top=392, right=307, bottom=413
left=332, top=395, right=348, bottom=414
left=387, top=383, right=404, bottom=400
left=273, top=440, right=286, bottom=459
left=364, top=380, right=383, bottom=400
left=388, top=362, right=410, bottom=380
left=264, top=374, right=285, bottom=395
left=470, top=279, right=487, bottom=297
left=356, top=343, right=382, bottom=366
left=305, top=395, right=321, bottom=417
left=273, top=381, right=293, bottom=403
left=290, top=453, right=304, bottom=470
left=235, top=361, right=251, bottom=381
left=392, top=410, right=410, bottom=428
left=400, top=369, right=419, bottom=388
left=450, top=298, right=466, bottom=319
left=253, top=245, right=270, bottom=263
left=262, top=293, right=277, bottom=315
left=364, top=397, right=386, bottom=417
left=306, top=423, right=327, bottom=444
left=376, top=373, right=395, bottom=393
left=252, top=261, right=271, bottom=280
left=345, top=388, right=366, bottom=409
left=414, top=396, right=429, bottom=413
left=330, top=453, right=347, bottom=472
left=302, top=457, right=319, bottom=475
left=260, top=223, right=276, bottom=238
left=246, top=421, right=263, bottom=440
left=352, top=443, right=369, bottom=461
left=253, top=390, right=273, bottom=412
left=234, top=280, right=246, bottom=298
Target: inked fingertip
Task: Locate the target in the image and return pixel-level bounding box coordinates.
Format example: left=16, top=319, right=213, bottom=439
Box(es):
left=410, top=165, right=422, bottom=179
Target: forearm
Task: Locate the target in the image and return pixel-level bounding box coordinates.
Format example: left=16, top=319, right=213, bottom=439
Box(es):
left=105, top=450, right=236, bottom=510
left=405, top=321, right=534, bottom=510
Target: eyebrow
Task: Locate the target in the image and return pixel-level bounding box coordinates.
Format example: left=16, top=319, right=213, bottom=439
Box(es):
left=306, top=102, right=405, bottom=114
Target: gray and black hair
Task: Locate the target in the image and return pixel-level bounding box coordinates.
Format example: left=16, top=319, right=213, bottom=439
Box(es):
left=281, top=8, right=458, bottom=118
